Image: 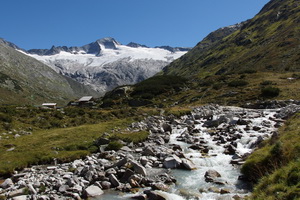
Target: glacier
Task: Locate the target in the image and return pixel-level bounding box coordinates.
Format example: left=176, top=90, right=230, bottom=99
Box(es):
left=22, top=37, right=190, bottom=95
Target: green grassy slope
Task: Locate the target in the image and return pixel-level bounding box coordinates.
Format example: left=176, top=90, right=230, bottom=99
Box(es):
left=242, top=113, right=300, bottom=200
left=0, top=105, right=153, bottom=176
left=163, top=0, right=300, bottom=78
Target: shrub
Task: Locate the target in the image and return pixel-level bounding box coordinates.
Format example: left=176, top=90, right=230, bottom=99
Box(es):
left=105, top=141, right=123, bottom=151
left=88, top=145, right=99, bottom=153
left=240, top=69, right=257, bottom=74
left=228, top=80, right=248, bottom=87
left=239, top=74, right=246, bottom=79
left=199, top=79, right=213, bottom=87
left=0, top=113, right=12, bottom=123
left=260, top=80, right=273, bottom=86
left=261, top=86, right=280, bottom=97
left=132, top=75, right=187, bottom=99
left=212, top=83, right=223, bottom=90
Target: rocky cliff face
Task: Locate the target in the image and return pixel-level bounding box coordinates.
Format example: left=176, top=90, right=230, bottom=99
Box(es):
left=0, top=39, right=98, bottom=105
left=24, top=37, right=190, bottom=94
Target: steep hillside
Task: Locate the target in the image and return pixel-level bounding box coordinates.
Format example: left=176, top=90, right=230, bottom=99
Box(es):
left=164, top=0, right=300, bottom=77
left=24, top=37, right=190, bottom=94
left=0, top=39, right=98, bottom=105
left=156, top=0, right=300, bottom=105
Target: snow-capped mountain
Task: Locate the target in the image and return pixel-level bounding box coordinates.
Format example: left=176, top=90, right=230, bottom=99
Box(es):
left=23, top=37, right=190, bottom=94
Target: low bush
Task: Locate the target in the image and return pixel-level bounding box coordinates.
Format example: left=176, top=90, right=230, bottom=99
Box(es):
left=228, top=80, right=248, bottom=87
left=212, top=83, right=223, bottom=90
left=0, top=113, right=12, bottom=123
left=199, top=79, right=213, bottom=87
left=105, top=141, right=123, bottom=151
left=260, top=80, right=273, bottom=86
left=240, top=69, right=257, bottom=74
left=132, top=75, right=187, bottom=99
left=261, top=86, right=280, bottom=97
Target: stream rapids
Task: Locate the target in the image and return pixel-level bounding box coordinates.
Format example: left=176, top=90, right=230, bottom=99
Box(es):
left=2, top=104, right=298, bottom=200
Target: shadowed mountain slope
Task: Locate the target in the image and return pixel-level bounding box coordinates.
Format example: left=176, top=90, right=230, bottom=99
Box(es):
left=0, top=39, right=98, bottom=105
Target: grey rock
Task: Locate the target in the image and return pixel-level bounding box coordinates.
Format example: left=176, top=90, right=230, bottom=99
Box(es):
left=38, top=195, right=50, bottom=200
left=0, top=178, right=14, bottom=189
left=144, top=190, right=166, bottom=200
left=120, top=169, right=135, bottom=183
left=84, top=185, right=104, bottom=197
left=140, top=156, right=148, bottom=166
left=84, top=170, right=94, bottom=182
left=105, top=168, right=117, bottom=176
left=12, top=195, right=28, bottom=200
left=224, top=144, right=236, bottom=155
left=204, top=170, right=221, bottom=183
left=155, top=136, right=165, bottom=145
left=113, top=157, right=128, bottom=168
left=142, top=146, right=155, bottom=156
left=181, top=158, right=197, bottom=170
left=28, top=183, right=37, bottom=194
left=131, top=161, right=147, bottom=177
left=151, top=182, right=170, bottom=191
left=109, top=174, right=121, bottom=187
left=120, top=146, right=132, bottom=152
left=100, top=181, right=111, bottom=189
left=8, top=188, right=26, bottom=198
left=131, top=194, right=147, bottom=200
left=163, top=155, right=182, bottom=169
left=162, top=123, right=172, bottom=132
left=69, top=184, right=83, bottom=193
left=58, top=184, right=69, bottom=193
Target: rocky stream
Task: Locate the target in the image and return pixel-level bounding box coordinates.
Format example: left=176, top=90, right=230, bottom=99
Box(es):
left=1, top=102, right=300, bottom=200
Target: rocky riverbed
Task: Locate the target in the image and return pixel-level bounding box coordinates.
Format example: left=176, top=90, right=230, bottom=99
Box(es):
left=1, top=103, right=300, bottom=200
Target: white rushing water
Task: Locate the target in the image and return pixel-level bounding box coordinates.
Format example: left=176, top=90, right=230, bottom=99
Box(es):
left=94, top=106, right=279, bottom=200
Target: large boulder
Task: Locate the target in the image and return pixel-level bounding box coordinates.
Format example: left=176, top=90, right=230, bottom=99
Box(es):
left=181, top=159, right=197, bottom=170
left=162, top=123, right=172, bottom=133
left=84, top=185, right=104, bottom=197
left=120, top=169, right=135, bottom=183
left=131, top=161, right=147, bottom=177
left=163, top=155, right=182, bottom=169
left=0, top=178, right=14, bottom=189
left=204, top=170, right=221, bottom=183
left=142, top=146, right=156, bottom=156
left=12, top=195, right=27, bottom=200
left=8, top=188, right=26, bottom=198
left=109, top=174, right=121, bottom=187
left=144, top=190, right=166, bottom=200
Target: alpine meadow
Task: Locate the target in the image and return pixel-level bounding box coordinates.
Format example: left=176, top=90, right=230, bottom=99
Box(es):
left=0, top=0, right=300, bottom=199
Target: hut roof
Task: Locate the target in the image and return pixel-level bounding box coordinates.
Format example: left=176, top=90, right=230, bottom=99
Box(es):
left=78, top=96, right=93, bottom=102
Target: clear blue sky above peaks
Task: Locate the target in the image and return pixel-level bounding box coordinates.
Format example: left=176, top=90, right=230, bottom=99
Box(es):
left=1, top=0, right=270, bottom=50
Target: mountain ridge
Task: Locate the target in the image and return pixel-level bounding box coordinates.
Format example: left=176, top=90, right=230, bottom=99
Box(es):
left=0, top=38, right=98, bottom=105
left=163, top=0, right=300, bottom=78
left=23, top=37, right=191, bottom=94
left=27, top=37, right=191, bottom=56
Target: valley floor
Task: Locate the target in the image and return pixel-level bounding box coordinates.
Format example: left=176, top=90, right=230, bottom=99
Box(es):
left=1, top=103, right=299, bottom=200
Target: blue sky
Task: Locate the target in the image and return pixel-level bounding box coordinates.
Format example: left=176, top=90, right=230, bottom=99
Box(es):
left=1, top=0, right=270, bottom=50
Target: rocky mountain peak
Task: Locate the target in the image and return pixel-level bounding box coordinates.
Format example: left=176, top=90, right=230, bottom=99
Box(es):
left=0, top=38, right=23, bottom=51
left=96, top=37, right=120, bottom=49
left=126, top=42, right=148, bottom=48
left=155, top=46, right=192, bottom=53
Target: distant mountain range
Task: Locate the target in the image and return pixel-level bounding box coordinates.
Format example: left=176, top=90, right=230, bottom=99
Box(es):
left=22, top=37, right=191, bottom=94
left=0, top=38, right=98, bottom=105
